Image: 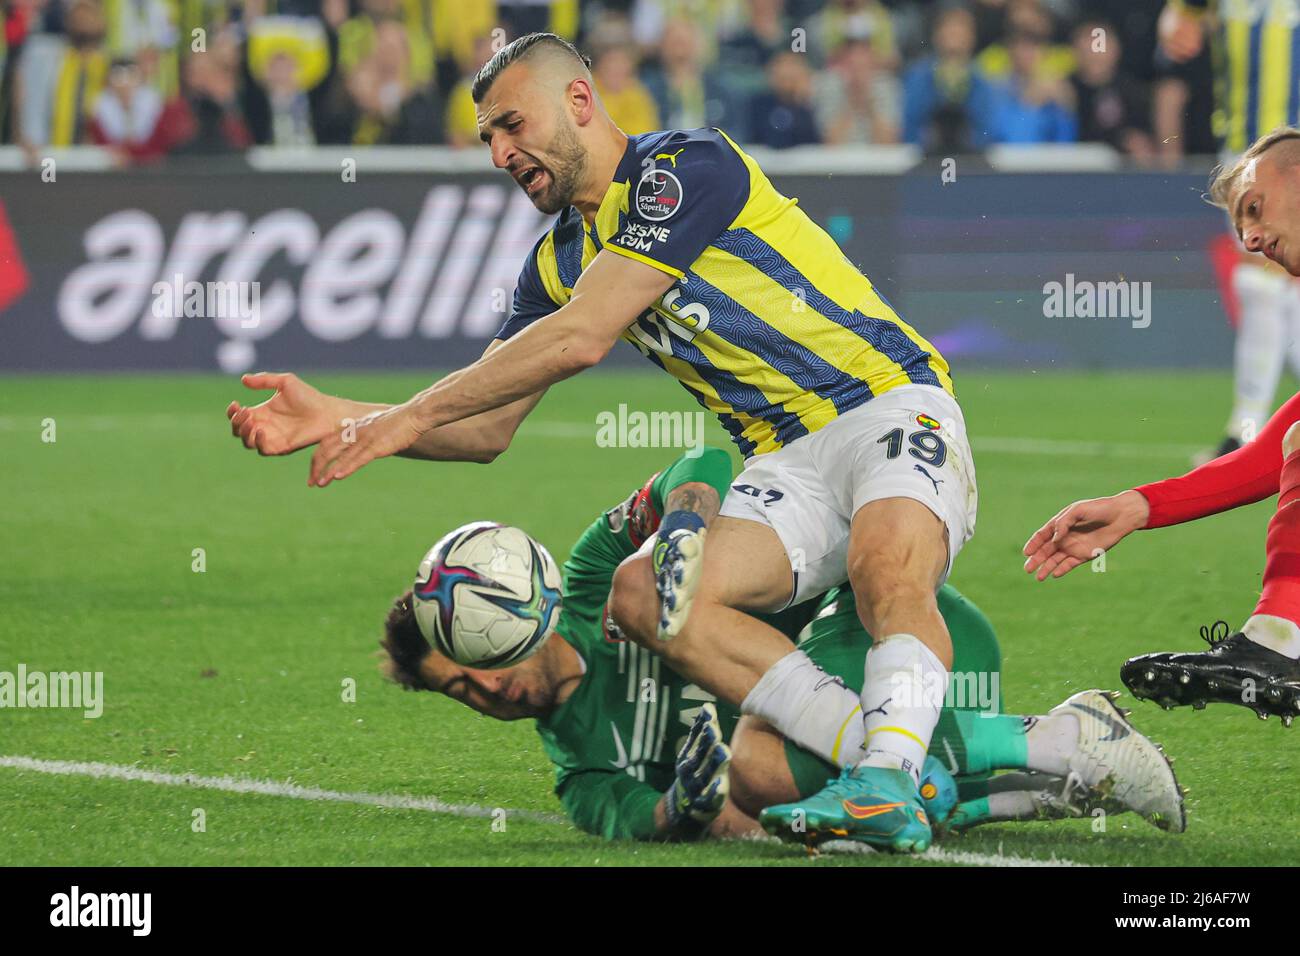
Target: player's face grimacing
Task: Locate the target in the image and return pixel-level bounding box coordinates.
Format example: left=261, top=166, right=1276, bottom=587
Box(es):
left=1233, top=148, right=1300, bottom=277
left=476, top=63, right=589, bottom=216
left=381, top=590, right=563, bottom=721
left=419, top=651, right=556, bottom=721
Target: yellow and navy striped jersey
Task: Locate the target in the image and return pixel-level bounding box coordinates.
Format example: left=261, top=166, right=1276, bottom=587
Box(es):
left=1181, top=0, right=1300, bottom=153
left=497, top=127, right=952, bottom=458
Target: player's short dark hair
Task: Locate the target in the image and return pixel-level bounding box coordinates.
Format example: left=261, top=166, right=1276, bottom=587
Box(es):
left=380, top=590, right=433, bottom=691
left=471, top=32, right=593, bottom=104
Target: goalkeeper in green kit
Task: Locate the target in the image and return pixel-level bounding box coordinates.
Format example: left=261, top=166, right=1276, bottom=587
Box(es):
left=379, top=447, right=1185, bottom=842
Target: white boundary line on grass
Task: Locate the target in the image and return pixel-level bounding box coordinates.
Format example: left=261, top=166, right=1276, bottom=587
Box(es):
left=2, top=754, right=1086, bottom=866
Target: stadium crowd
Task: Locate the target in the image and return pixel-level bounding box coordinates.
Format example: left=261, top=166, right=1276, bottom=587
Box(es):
left=0, top=0, right=1215, bottom=163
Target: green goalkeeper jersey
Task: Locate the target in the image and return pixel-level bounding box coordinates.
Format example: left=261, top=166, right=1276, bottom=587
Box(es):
left=534, top=447, right=816, bottom=840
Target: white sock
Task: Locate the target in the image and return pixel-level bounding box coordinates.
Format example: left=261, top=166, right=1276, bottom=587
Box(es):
left=1023, top=713, right=1077, bottom=776
left=741, top=650, right=865, bottom=767
left=987, top=790, right=1043, bottom=820
left=1243, top=614, right=1300, bottom=659
left=1227, top=264, right=1289, bottom=441
left=857, top=634, right=947, bottom=785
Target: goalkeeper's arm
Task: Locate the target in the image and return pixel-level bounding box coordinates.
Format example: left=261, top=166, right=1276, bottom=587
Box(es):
left=559, top=704, right=732, bottom=841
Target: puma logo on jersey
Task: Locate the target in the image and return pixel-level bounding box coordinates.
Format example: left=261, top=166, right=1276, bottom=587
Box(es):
left=655, top=148, right=686, bottom=167
left=914, top=463, right=944, bottom=495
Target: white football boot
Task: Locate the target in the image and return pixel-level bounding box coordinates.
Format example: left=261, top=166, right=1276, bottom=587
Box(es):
left=1049, top=689, right=1187, bottom=832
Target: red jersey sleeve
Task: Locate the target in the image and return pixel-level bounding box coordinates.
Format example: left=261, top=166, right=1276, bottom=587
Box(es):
left=1134, top=391, right=1300, bottom=528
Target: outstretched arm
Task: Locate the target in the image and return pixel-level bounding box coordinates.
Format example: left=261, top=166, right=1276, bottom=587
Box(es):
left=307, top=251, right=675, bottom=487
left=226, top=341, right=546, bottom=466
left=1023, top=390, right=1300, bottom=580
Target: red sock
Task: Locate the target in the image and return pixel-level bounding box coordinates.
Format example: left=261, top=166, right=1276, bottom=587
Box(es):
left=1253, top=450, right=1300, bottom=625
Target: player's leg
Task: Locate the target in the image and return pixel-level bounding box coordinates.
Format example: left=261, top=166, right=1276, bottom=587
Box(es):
left=757, top=387, right=978, bottom=851
left=1123, top=419, right=1300, bottom=719
left=610, top=530, right=873, bottom=767
left=609, top=516, right=804, bottom=706
left=848, top=495, right=953, bottom=778
left=1222, top=260, right=1289, bottom=452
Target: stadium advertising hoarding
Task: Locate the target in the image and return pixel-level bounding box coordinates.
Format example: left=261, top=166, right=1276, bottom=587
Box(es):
left=0, top=167, right=1232, bottom=372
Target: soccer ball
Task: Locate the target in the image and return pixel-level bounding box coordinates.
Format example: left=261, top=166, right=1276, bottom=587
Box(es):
left=412, top=521, right=564, bottom=669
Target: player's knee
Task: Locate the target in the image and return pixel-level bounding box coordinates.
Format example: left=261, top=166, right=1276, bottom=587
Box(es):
left=609, top=555, right=657, bottom=645
left=1283, top=421, right=1300, bottom=458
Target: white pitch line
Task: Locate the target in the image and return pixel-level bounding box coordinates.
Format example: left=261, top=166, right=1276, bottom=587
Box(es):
left=0, top=414, right=1202, bottom=459
left=2, top=754, right=1086, bottom=867
left=817, top=839, right=1087, bottom=867
left=0, top=754, right=566, bottom=825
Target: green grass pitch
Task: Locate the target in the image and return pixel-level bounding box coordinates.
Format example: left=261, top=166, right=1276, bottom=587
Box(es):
left=2, top=369, right=1297, bottom=866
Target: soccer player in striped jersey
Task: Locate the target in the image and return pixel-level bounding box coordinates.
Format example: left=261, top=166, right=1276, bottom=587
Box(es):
left=378, top=448, right=1184, bottom=841
left=1160, top=0, right=1300, bottom=457
left=235, top=31, right=979, bottom=851
left=1024, top=128, right=1300, bottom=722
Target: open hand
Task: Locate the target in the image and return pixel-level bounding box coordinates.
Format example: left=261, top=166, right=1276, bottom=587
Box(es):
left=227, top=372, right=339, bottom=456
left=1022, top=490, right=1150, bottom=581
left=308, top=402, right=428, bottom=487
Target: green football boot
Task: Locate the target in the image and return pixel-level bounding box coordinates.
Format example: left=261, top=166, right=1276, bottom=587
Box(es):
left=760, top=764, right=934, bottom=853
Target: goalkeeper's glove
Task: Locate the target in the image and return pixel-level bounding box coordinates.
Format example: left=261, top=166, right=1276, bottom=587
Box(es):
left=653, top=510, right=707, bottom=641
left=664, top=702, right=731, bottom=838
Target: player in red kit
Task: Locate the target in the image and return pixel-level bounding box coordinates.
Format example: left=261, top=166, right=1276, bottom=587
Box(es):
left=1023, top=127, right=1300, bottom=724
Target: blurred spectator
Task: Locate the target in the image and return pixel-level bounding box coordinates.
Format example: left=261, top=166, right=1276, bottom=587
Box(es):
left=339, top=0, right=433, bottom=89
left=975, top=26, right=1076, bottom=143
left=101, top=0, right=177, bottom=95
left=592, top=43, right=657, bottom=134
left=630, top=0, right=743, bottom=65
left=903, top=5, right=992, bottom=153
left=346, top=18, right=439, bottom=143
left=748, top=49, right=819, bottom=148
left=443, top=31, right=492, bottom=147
left=431, top=0, right=496, bottom=96
left=1069, top=19, right=1154, bottom=160
left=643, top=16, right=742, bottom=136
left=89, top=56, right=162, bottom=154
left=975, top=0, right=1073, bottom=83
left=1, top=0, right=39, bottom=141
left=168, top=28, right=252, bottom=154
left=717, top=0, right=786, bottom=76
left=239, top=9, right=347, bottom=145
left=15, top=0, right=109, bottom=148
left=814, top=35, right=900, bottom=145
left=808, top=0, right=899, bottom=71
left=497, top=0, right=579, bottom=40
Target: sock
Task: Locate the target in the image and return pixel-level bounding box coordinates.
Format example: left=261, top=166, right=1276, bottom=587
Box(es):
left=1227, top=264, right=1288, bottom=441
left=931, top=710, right=1029, bottom=775
left=1244, top=449, right=1300, bottom=658
left=1023, top=713, right=1078, bottom=776
left=858, top=634, right=948, bottom=785
left=740, top=650, right=865, bottom=767
left=1237, top=447, right=1300, bottom=658
left=952, top=774, right=1069, bottom=827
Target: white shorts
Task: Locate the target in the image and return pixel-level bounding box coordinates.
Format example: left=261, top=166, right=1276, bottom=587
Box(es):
left=719, top=384, right=978, bottom=608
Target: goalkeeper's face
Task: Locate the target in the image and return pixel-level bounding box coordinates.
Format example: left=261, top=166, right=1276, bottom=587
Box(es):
left=420, top=651, right=558, bottom=722
left=381, top=591, right=559, bottom=721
